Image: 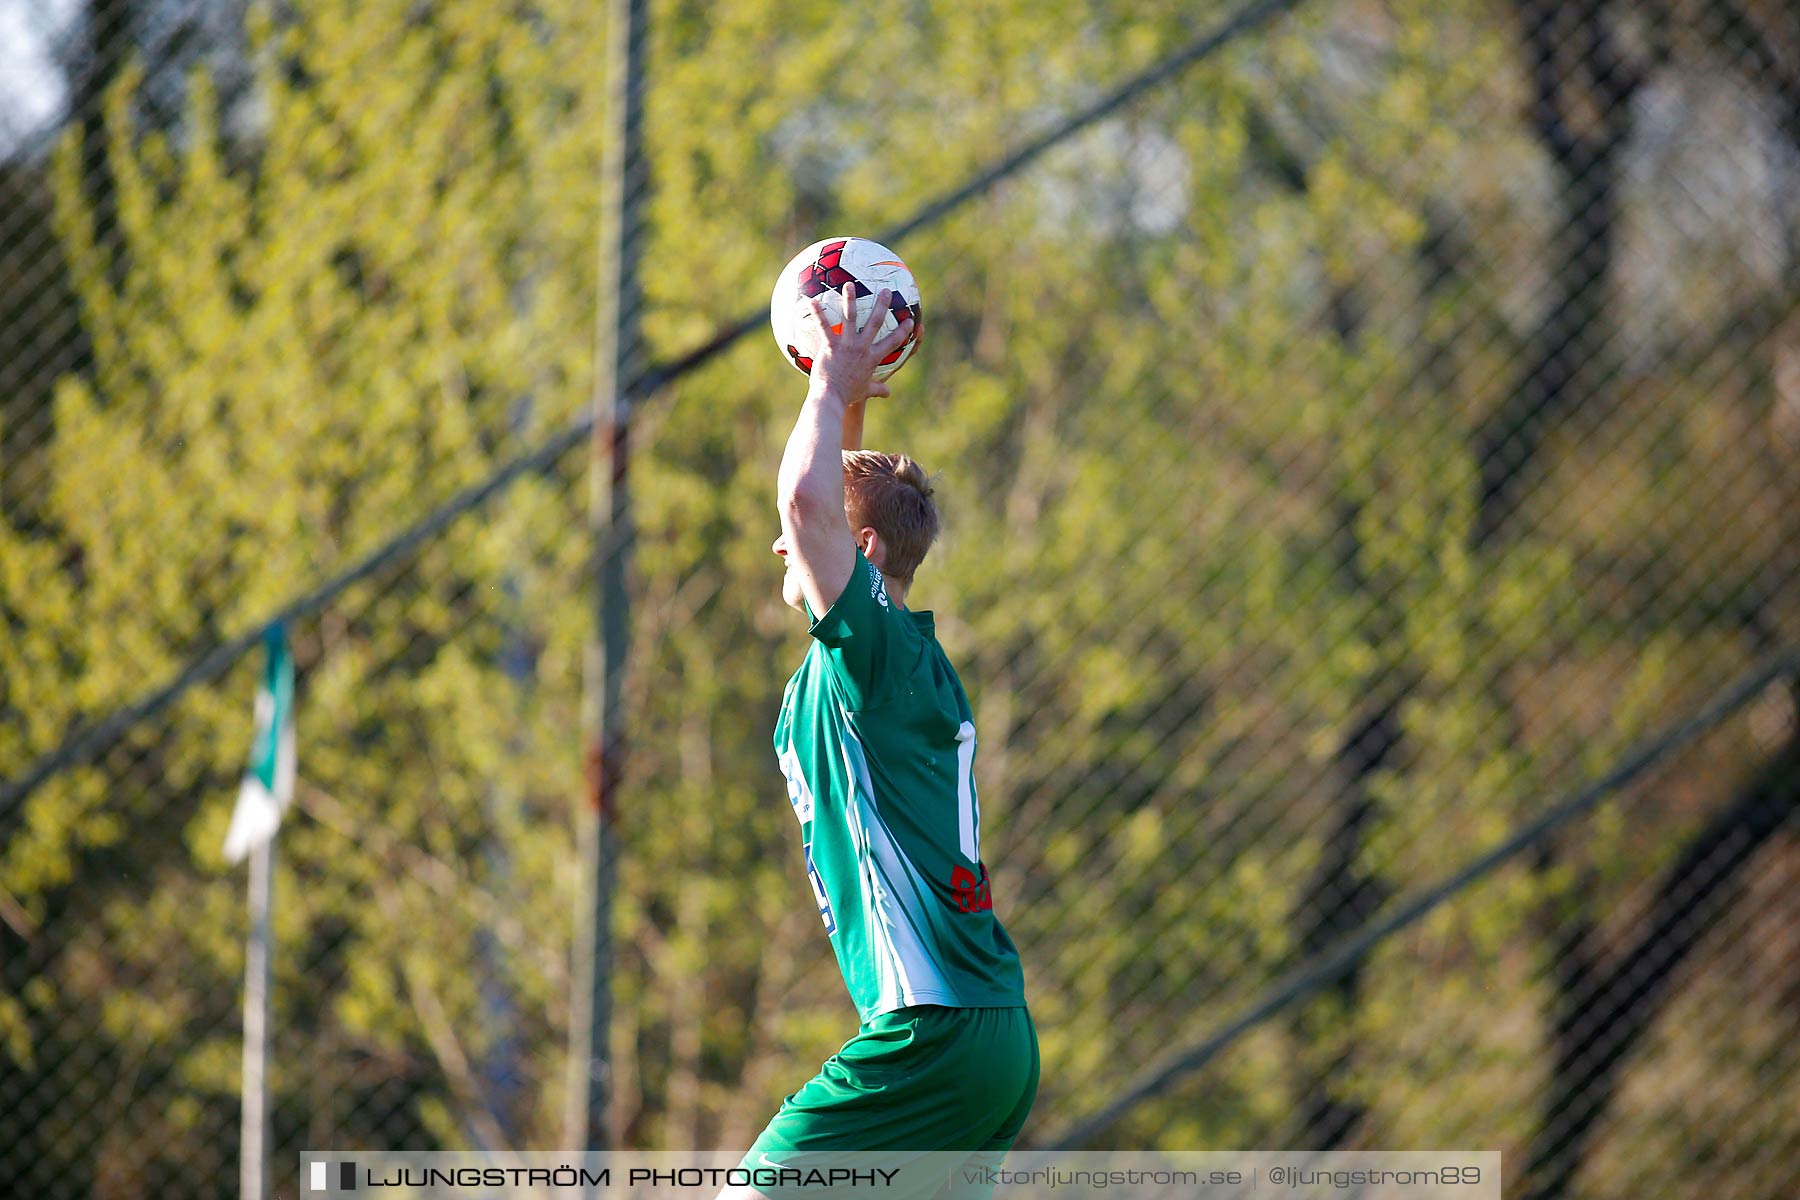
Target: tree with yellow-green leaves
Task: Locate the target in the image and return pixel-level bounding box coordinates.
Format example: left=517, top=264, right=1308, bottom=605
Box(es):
left=2, top=0, right=606, bottom=1169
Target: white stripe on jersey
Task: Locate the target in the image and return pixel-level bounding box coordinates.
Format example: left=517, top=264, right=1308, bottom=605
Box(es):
left=840, top=714, right=952, bottom=1010
left=955, top=720, right=979, bottom=863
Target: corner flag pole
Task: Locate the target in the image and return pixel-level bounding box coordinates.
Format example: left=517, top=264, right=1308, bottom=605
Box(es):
left=225, top=625, right=295, bottom=1200
left=241, top=837, right=273, bottom=1200
left=565, top=0, right=649, bottom=1157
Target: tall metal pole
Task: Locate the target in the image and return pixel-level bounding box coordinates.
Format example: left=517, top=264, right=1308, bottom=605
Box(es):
left=240, top=839, right=272, bottom=1200
left=565, top=0, right=649, bottom=1156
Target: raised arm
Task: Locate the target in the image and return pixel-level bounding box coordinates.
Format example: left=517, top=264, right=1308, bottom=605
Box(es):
left=777, top=283, right=913, bottom=617
left=842, top=397, right=865, bottom=454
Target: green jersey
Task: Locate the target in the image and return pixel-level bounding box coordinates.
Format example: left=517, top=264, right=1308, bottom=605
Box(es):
left=775, top=551, right=1027, bottom=1021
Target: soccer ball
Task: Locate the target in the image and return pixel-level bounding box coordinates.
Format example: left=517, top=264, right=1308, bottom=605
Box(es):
left=770, top=237, right=923, bottom=382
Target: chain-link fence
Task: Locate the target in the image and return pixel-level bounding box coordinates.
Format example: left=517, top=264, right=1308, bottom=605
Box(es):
left=2, top=1, right=1797, bottom=1199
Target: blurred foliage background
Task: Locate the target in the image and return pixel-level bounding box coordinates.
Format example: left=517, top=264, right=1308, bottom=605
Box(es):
left=1, top=1, right=1797, bottom=1197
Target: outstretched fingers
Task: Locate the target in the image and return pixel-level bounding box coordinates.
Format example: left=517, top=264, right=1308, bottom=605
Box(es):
left=872, top=313, right=915, bottom=360
left=843, top=283, right=892, bottom=343
left=799, top=281, right=909, bottom=399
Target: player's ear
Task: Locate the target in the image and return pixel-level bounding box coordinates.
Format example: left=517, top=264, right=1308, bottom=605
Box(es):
left=856, top=526, right=884, bottom=569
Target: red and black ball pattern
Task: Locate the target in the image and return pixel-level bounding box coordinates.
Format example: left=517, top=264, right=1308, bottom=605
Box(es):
left=785, top=240, right=923, bottom=373
left=798, top=239, right=864, bottom=301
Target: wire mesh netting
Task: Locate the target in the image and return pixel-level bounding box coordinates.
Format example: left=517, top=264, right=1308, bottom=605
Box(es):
left=1, top=1, right=1797, bottom=1198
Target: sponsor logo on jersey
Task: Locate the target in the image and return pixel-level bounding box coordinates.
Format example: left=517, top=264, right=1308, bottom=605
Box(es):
left=869, top=561, right=890, bottom=608
left=950, top=864, right=994, bottom=913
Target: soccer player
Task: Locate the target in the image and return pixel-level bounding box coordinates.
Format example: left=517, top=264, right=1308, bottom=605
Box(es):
left=723, top=284, right=1037, bottom=1199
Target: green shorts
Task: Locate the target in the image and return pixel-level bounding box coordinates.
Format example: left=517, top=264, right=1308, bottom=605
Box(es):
left=743, top=1005, right=1038, bottom=1195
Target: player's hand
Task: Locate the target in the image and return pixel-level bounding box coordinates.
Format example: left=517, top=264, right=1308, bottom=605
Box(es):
left=805, top=282, right=915, bottom=403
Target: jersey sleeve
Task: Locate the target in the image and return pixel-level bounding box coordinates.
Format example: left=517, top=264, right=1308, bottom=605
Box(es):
left=806, top=550, right=921, bottom=710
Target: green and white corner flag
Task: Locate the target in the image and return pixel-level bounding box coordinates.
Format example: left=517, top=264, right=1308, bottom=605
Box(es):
left=223, top=624, right=296, bottom=865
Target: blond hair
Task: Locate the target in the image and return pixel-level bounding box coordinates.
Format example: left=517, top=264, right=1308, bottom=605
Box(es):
left=842, top=450, right=940, bottom=585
